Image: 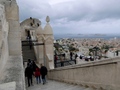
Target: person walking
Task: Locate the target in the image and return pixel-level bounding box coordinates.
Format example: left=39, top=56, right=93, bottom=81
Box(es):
left=54, top=55, right=58, bottom=68
left=75, top=54, right=78, bottom=60
left=34, top=67, right=41, bottom=84
left=25, top=63, right=33, bottom=87
left=70, top=52, right=73, bottom=60
left=32, top=60, right=37, bottom=72
left=40, top=64, right=48, bottom=85
left=27, top=59, right=32, bottom=66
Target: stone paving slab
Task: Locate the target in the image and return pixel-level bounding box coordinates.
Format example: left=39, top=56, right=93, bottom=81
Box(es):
left=27, top=80, right=86, bottom=90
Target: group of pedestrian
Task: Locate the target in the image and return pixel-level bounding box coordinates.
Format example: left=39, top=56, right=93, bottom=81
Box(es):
left=70, top=52, right=78, bottom=60
left=25, top=59, right=48, bottom=87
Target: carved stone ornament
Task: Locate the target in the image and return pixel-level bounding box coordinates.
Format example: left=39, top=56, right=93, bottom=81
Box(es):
left=46, top=16, right=50, bottom=23
left=37, top=35, right=44, bottom=40
left=39, top=20, right=41, bottom=25
left=45, top=39, right=53, bottom=45
left=38, top=38, right=44, bottom=43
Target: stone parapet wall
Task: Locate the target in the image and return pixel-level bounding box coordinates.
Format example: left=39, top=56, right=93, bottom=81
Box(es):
left=48, top=57, right=120, bottom=90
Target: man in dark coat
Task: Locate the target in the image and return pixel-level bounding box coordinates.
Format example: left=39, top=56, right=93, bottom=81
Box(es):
left=40, top=64, right=48, bottom=85
left=25, top=63, right=33, bottom=87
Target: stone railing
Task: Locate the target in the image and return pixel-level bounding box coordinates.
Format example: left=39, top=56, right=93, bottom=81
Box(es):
left=48, top=57, right=120, bottom=90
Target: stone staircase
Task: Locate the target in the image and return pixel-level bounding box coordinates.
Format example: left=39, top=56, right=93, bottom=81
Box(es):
left=22, top=41, right=36, bottom=62
left=27, top=80, right=93, bottom=90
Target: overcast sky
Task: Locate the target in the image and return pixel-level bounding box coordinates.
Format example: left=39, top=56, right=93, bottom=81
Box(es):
left=17, top=0, right=120, bottom=34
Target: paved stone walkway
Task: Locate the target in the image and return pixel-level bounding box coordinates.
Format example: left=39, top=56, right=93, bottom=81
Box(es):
left=26, top=80, right=90, bottom=90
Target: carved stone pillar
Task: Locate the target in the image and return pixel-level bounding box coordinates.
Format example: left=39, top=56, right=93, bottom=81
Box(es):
left=36, top=21, right=45, bottom=64
left=44, top=16, right=54, bottom=69
left=44, top=38, right=54, bottom=69
left=5, top=1, right=21, bottom=55
left=37, top=35, right=44, bottom=64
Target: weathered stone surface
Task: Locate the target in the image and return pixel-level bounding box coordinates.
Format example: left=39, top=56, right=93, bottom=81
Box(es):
left=0, top=56, right=25, bottom=90
left=0, top=4, right=9, bottom=75
left=0, top=1, right=25, bottom=90
left=44, top=23, right=53, bottom=35
left=0, top=81, right=16, bottom=90
left=1, top=0, right=19, bottom=21
left=8, top=20, right=21, bottom=55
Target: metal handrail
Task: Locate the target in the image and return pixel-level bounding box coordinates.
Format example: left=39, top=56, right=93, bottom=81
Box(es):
left=54, top=59, right=76, bottom=68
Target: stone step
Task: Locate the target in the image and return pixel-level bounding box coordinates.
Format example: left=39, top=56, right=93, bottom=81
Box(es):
left=23, top=53, right=36, bottom=60
left=22, top=42, right=36, bottom=62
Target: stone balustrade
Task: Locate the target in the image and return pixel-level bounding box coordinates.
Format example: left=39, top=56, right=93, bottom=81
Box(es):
left=48, top=57, right=120, bottom=90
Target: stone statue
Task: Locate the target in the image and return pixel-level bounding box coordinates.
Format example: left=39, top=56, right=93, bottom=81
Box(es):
left=46, top=16, right=50, bottom=23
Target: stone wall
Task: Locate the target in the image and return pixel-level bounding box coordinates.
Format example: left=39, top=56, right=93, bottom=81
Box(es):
left=0, top=1, right=26, bottom=90
left=48, top=57, right=120, bottom=90
left=0, top=4, right=9, bottom=74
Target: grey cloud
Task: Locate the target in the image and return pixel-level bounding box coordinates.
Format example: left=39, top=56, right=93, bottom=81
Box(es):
left=17, top=0, right=52, bottom=21
left=50, top=0, right=120, bottom=22
left=17, top=0, right=120, bottom=34
left=17, top=0, right=120, bottom=22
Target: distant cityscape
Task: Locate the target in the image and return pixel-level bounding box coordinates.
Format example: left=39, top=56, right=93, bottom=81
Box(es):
left=54, top=34, right=120, bottom=62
